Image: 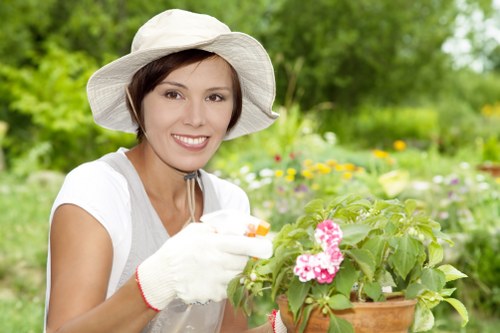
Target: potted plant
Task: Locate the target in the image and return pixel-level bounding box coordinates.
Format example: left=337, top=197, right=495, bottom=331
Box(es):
left=228, top=194, right=469, bottom=332
left=477, top=135, right=500, bottom=177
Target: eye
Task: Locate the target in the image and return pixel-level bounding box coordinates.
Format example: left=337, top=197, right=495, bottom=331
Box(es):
left=164, top=91, right=183, bottom=99
left=206, top=94, right=225, bottom=102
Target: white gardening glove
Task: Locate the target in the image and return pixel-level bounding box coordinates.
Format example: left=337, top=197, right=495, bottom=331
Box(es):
left=136, top=222, right=272, bottom=311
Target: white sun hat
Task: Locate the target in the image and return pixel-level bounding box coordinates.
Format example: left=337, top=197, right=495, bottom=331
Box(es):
left=87, top=9, right=278, bottom=140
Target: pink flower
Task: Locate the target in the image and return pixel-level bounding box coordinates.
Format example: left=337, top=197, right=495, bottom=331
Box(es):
left=294, top=220, right=344, bottom=284
left=313, top=251, right=342, bottom=283
left=315, top=219, right=343, bottom=250
left=294, top=253, right=316, bottom=282
left=294, top=251, right=343, bottom=284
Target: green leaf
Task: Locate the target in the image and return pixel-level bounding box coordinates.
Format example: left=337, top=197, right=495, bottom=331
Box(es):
left=427, top=241, right=443, bottom=267
left=227, top=276, right=244, bottom=309
left=361, top=235, right=386, bottom=266
left=388, top=235, right=419, bottom=279
left=437, top=264, right=468, bottom=282
left=404, top=198, right=417, bottom=215
left=444, top=297, right=469, bottom=327
left=297, top=304, right=315, bottom=333
left=364, top=281, right=383, bottom=301
left=405, top=283, right=425, bottom=299
left=439, top=288, right=456, bottom=297
left=421, top=268, right=446, bottom=292
left=304, top=199, right=324, bottom=213
left=328, top=293, right=352, bottom=310
left=332, top=258, right=358, bottom=297
left=328, top=314, right=354, bottom=333
left=287, top=277, right=311, bottom=318
left=412, top=301, right=435, bottom=332
left=379, top=270, right=397, bottom=288
left=339, top=223, right=372, bottom=246
left=255, top=261, right=273, bottom=276
left=347, top=248, right=376, bottom=280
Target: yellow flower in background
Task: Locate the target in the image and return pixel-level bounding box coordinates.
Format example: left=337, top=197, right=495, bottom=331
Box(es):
left=373, top=149, right=389, bottom=159
left=315, top=162, right=331, bottom=174
left=286, top=168, right=297, bottom=176
left=311, top=183, right=320, bottom=191
left=481, top=102, right=500, bottom=118
left=275, top=169, right=284, bottom=178
left=496, top=177, right=500, bottom=185
left=303, top=159, right=314, bottom=168
left=301, top=169, right=314, bottom=179
left=326, top=159, right=337, bottom=167
left=344, top=163, right=357, bottom=171
left=481, top=104, right=493, bottom=117
left=285, top=174, right=295, bottom=182
left=342, top=172, right=353, bottom=180
left=393, top=140, right=407, bottom=151
left=335, top=164, right=346, bottom=172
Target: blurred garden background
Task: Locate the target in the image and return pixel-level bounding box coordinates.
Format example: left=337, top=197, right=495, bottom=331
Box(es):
left=1, top=0, right=499, bottom=332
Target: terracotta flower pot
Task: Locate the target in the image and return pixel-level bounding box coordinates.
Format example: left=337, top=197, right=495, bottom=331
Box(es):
left=477, top=163, right=500, bottom=177
left=277, top=295, right=417, bottom=333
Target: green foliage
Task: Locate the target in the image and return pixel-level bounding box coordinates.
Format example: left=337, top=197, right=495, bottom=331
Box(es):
left=266, top=0, right=458, bottom=108
left=0, top=171, right=63, bottom=333
left=0, top=0, right=57, bottom=66
left=1, top=0, right=500, bottom=171
left=0, top=43, right=135, bottom=173
left=453, top=230, right=500, bottom=318
left=229, top=195, right=469, bottom=332
left=327, top=106, right=440, bottom=150
left=480, top=136, right=500, bottom=162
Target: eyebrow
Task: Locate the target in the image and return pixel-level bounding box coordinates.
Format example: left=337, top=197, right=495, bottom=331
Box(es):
left=159, top=81, right=232, bottom=92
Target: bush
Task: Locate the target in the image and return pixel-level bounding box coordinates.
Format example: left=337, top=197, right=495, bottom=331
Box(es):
left=0, top=43, right=134, bottom=173
left=323, top=105, right=440, bottom=150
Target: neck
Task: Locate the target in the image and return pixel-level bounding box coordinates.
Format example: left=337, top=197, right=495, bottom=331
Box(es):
left=126, top=143, right=196, bottom=202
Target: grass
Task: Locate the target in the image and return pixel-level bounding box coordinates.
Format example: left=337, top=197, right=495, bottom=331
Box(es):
left=0, top=171, right=63, bottom=333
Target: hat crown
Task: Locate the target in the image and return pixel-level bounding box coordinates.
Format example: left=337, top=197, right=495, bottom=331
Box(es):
left=132, top=9, right=231, bottom=52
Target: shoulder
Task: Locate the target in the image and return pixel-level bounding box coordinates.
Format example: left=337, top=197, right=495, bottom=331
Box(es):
left=57, top=160, right=129, bottom=206
left=51, top=158, right=131, bottom=239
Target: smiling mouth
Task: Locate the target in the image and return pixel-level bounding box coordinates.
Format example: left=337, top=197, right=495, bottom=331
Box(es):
left=172, top=134, right=208, bottom=146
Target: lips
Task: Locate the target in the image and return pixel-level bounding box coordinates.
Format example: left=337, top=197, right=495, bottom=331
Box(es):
left=172, top=134, right=209, bottom=148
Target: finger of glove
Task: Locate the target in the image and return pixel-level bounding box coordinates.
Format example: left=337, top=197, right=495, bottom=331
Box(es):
left=213, top=252, right=249, bottom=271
left=201, top=209, right=249, bottom=235
left=215, top=235, right=273, bottom=259
left=178, top=278, right=230, bottom=304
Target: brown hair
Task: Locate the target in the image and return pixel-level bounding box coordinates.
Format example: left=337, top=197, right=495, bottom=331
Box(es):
left=126, top=49, right=242, bottom=142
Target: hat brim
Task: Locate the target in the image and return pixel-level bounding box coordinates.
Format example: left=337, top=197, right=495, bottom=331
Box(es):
left=87, top=32, right=277, bottom=140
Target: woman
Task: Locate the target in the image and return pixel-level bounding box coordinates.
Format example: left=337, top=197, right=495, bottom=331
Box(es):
left=44, top=9, right=288, bottom=333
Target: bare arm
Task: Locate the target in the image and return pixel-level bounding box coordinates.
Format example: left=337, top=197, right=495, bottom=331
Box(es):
left=46, top=204, right=156, bottom=333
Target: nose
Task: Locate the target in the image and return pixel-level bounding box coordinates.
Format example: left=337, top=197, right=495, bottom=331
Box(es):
left=183, top=100, right=206, bottom=127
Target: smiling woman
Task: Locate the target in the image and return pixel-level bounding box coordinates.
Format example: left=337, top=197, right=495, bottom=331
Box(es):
left=43, top=8, right=279, bottom=333
left=128, top=52, right=237, bottom=172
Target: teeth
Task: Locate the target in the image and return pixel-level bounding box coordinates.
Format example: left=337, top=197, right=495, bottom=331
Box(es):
left=173, top=135, right=207, bottom=145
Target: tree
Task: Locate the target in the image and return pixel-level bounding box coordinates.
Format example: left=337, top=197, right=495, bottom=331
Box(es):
left=265, top=0, right=461, bottom=109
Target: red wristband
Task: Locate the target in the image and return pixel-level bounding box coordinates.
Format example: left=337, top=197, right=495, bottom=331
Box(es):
left=135, top=267, right=160, bottom=312
left=268, top=309, right=278, bottom=332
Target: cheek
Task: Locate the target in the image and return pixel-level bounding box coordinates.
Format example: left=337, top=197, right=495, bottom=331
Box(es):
left=212, top=109, right=234, bottom=132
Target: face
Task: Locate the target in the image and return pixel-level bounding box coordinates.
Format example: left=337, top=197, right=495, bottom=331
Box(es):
left=142, top=56, right=234, bottom=172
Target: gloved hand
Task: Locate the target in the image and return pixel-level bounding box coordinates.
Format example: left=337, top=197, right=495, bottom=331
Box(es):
left=136, top=221, right=272, bottom=311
